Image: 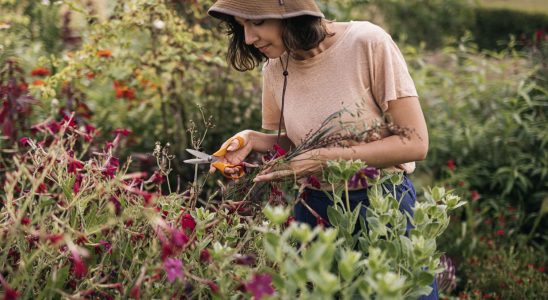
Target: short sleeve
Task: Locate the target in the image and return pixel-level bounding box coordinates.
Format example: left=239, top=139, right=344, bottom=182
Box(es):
left=371, top=35, right=418, bottom=112
left=261, top=72, right=281, bottom=131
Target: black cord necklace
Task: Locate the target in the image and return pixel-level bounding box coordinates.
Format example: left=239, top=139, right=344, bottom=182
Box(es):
left=276, top=52, right=290, bottom=145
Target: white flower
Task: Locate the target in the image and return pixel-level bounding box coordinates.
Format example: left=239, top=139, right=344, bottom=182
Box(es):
left=153, top=19, right=165, bottom=30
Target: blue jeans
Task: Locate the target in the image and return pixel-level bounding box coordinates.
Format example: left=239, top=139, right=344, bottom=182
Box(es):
left=294, top=176, right=439, bottom=299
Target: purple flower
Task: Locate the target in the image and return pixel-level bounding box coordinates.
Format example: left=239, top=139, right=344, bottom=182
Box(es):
left=349, top=167, right=379, bottom=189
left=245, top=273, right=275, bottom=300
left=164, top=258, right=183, bottom=283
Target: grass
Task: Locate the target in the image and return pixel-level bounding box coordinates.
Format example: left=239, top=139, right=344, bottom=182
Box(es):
left=478, top=0, right=548, bottom=15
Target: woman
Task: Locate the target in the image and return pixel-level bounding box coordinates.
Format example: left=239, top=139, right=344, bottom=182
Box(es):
left=207, top=0, right=436, bottom=298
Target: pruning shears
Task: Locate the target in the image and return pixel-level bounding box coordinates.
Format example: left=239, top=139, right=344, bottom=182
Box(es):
left=184, top=136, right=245, bottom=179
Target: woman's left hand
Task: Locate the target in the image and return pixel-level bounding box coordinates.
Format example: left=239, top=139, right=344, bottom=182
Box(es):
left=253, top=149, right=323, bottom=182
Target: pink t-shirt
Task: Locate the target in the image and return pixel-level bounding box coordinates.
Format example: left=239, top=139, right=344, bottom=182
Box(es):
left=261, top=21, right=418, bottom=173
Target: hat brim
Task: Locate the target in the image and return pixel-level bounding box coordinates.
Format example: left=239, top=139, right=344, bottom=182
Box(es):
left=209, top=7, right=324, bottom=21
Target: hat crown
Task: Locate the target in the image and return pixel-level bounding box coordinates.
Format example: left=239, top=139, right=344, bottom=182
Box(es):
left=208, top=0, right=324, bottom=21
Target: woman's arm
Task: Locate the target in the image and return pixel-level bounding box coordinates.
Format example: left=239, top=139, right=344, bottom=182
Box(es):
left=254, top=96, right=428, bottom=181
left=320, top=96, right=428, bottom=167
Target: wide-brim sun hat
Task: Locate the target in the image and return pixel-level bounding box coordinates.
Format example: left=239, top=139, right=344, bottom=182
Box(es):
left=208, top=0, right=324, bottom=21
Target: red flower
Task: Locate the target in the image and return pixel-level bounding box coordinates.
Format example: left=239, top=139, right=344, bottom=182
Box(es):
left=447, top=160, right=456, bottom=171
left=2, top=286, right=19, bottom=300
left=113, top=128, right=132, bottom=136
left=97, top=50, right=112, bottom=58
left=71, top=253, right=88, bottom=279
left=206, top=281, right=219, bottom=294
left=46, top=234, right=63, bottom=246
left=316, top=217, right=328, bottom=227
left=73, top=174, right=83, bottom=194
left=181, top=213, right=196, bottom=232
left=20, top=216, right=31, bottom=225
left=307, top=175, right=321, bottom=189
left=109, top=196, right=122, bottom=216
left=495, top=229, right=505, bottom=236
left=200, top=249, right=211, bottom=263
left=470, top=190, right=481, bottom=201
left=113, top=81, right=136, bottom=100
left=86, top=72, right=95, bottom=79
left=19, top=137, right=30, bottom=146
left=68, top=159, right=85, bottom=174
left=244, top=273, right=275, bottom=300
left=130, top=284, right=141, bottom=299
left=31, top=67, right=50, bottom=77
left=147, top=170, right=164, bottom=185
left=539, top=266, right=545, bottom=273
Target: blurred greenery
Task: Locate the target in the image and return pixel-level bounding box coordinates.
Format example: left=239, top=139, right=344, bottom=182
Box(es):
left=1, top=0, right=547, bottom=298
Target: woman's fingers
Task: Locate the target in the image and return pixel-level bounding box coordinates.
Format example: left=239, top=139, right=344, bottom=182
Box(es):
left=226, top=138, right=241, bottom=151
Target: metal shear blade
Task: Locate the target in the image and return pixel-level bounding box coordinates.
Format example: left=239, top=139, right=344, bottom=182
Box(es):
left=184, top=149, right=218, bottom=164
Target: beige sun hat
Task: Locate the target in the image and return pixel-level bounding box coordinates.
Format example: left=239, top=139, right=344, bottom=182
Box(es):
left=208, top=0, right=324, bottom=21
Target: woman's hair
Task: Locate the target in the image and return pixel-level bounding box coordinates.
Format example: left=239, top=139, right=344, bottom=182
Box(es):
left=224, top=15, right=332, bottom=72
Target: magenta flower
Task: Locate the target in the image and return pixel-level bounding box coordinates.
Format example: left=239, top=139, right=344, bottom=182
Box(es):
left=349, top=166, right=379, bottom=189
left=164, top=258, right=183, bottom=283
left=171, top=229, right=189, bottom=248
left=244, top=273, right=275, bottom=300
left=19, top=137, right=30, bottom=146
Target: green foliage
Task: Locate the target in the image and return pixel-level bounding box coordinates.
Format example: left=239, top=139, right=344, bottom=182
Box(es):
left=370, top=0, right=476, bottom=49
left=473, top=7, right=548, bottom=50
left=460, top=240, right=547, bottom=299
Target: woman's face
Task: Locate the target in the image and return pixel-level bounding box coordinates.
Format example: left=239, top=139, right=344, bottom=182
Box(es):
left=234, top=17, right=286, bottom=59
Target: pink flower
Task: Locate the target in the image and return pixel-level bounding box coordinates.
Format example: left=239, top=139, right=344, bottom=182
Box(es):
left=164, top=258, right=183, bottom=283
left=171, top=229, right=189, bottom=248
left=181, top=213, right=196, bottom=232
left=244, top=273, right=275, bottom=300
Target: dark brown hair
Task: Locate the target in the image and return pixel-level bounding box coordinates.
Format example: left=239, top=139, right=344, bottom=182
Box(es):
left=223, top=15, right=332, bottom=72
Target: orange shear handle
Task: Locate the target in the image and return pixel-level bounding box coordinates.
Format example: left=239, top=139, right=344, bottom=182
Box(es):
left=212, top=136, right=245, bottom=179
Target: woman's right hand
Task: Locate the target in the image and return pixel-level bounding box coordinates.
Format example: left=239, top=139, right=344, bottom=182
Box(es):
left=209, top=130, right=254, bottom=175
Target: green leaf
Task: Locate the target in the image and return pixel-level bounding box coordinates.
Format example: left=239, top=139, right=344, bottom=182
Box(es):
left=327, top=206, right=342, bottom=227
left=263, top=232, right=281, bottom=261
